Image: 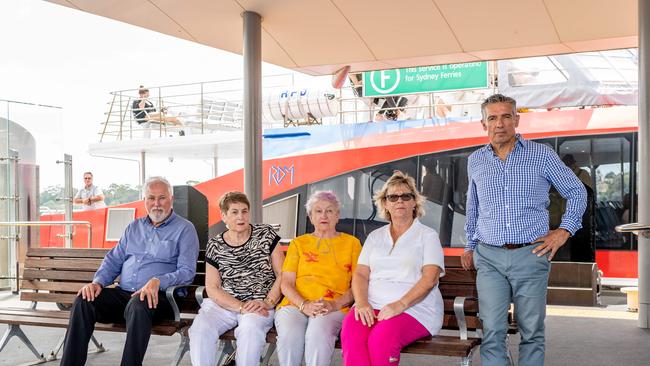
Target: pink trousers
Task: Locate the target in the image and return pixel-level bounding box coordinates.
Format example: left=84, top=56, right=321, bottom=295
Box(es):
left=340, top=308, right=430, bottom=366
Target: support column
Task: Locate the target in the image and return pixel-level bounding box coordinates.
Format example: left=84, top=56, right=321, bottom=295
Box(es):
left=140, top=151, right=146, bottom=196
left=638, top=0, right=649, bottom=328
left=243, top=11, right=263, bottom=222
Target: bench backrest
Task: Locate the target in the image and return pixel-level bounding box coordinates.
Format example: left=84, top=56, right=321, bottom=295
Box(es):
left=440, top=256, right=481, bottom=331
left=21, top=248, right=110, bottom=306
left=20, top=248, right=207, bottom=311
left=19, top=248, right=480, bottom=332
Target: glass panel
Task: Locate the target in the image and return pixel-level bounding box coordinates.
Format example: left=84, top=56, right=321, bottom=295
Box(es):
left=558, top=136, right=631, bottom=251
left=419, top=149, right=474, bottom=247
left=306, top=172, right=358, bottom=237
left=355, top=158, right=418, bottom=242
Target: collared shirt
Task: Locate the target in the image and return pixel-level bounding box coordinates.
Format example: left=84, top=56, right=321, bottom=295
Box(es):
left=357, top=219, right=446, bottom=335
left=464, top=134, right=587, bottom=251
left=74, top=185, right=107, bottom=211
left=93, top=211, right=200, bottom=291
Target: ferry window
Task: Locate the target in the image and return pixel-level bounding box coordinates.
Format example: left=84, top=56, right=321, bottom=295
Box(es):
left=354, top=158, right=418, bottom=243
left=419, top=149, right=473, bottom=248
left=307, top=172, right=358, bottom=237
left=558, top=136, right=632, bottom=250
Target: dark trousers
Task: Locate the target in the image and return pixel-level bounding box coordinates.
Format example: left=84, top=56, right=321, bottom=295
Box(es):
left=60, top=287, right=174, bottom=366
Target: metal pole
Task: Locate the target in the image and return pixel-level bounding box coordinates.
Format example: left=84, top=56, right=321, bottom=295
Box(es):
left=243, top=11, right=263, bottom=222
left=8, top=150, right=19, bottom=293
left=638, top=0, right=650, bottom=329
left=56, top=154, right=73, bottom=248
left=140, top=151, right=146, bottom=196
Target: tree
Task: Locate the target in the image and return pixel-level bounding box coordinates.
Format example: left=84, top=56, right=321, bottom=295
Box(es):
left=103, top=183, right=141, bottom=206
left=40, top=185, right=65, bottom=210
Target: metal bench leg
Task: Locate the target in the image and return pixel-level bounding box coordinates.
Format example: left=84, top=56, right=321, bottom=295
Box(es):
left=506, top=335, right=514, bottom=366
left=216, top=340, right=235, bottom=366
left=170, top=333, right=189, bottom=366
left=260, top=343, right=276, bottom=366
left=47, top=333, right=66, bottom=361
left=0, top=324, right=46, bottom=364
left=90, top=334, right=106, bottom=353
left=460, top=348, right=474, bottom=366
left=48, top=332, right=105, bottom=361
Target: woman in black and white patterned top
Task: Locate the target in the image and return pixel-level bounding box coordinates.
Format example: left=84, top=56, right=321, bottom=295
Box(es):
left=188, top=192, right=284, bottom=366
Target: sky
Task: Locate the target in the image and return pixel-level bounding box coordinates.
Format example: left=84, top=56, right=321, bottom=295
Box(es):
left=0, top=0, right=325, bottom=192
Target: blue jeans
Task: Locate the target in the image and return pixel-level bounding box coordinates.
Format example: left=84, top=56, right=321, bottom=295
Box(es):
left=474, top=243, right=550, bottom=366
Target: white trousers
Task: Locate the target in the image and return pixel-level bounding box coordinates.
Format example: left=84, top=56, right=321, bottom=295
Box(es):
left=188, top=298, right=274, bottom=366
left=274, top=306, right=345, bottom=366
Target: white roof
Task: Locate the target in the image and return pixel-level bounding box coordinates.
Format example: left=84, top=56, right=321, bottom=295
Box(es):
left=46, top=0, right=637, bottom=75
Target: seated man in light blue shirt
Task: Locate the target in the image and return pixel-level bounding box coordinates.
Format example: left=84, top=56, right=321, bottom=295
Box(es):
left=60, top=176, right=200, bottom=366
left=462, top=94, right=586, bottom=366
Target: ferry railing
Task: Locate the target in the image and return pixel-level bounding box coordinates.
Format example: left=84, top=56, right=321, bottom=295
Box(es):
left=98, top=73, right=500, bottom=142
left=0, top=220, right=92, bottom=292
left=0, top=220, right=93, bottom=248
left=100, top=75, right=294, bottom=142
left=616, top=223, right=650, bottom=238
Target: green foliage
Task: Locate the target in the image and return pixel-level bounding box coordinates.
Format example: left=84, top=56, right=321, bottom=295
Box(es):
left=103, top=183, right=141, bottom=206
left=39, top=183, right=142, bottom=210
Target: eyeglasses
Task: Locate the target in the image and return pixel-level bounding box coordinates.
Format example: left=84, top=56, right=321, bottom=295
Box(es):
left=84, top=177, right=92, bottom=180
left=385, top=193, right=415, bottom=202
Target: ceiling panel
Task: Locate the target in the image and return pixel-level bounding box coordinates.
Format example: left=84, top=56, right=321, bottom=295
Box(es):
left=545, top=0, right=637, bottom=42
left=46, top=0, right=639, bottom=76
left=333, top=0, right=461, bottom=59
left=468, top=43, right=573, bottom=61
left=436, top=0, right=560, bottom=52
left=241, top=0, right=375, bottom=67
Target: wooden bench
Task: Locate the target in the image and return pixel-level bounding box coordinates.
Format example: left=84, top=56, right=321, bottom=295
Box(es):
left=547, top=261, right=601, bottom=306
left=0, top=247, right=205, bottom=365
left=201, top=256, right=516, bottom=366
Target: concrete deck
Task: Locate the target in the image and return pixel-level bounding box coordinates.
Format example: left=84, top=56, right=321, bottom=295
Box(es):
left=0, top=291, right=648, bottom=366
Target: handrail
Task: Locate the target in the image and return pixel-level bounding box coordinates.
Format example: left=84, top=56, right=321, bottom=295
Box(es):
left=615, top=222, right=650, bottom=238
left=0, top=221, right=93, bottom=248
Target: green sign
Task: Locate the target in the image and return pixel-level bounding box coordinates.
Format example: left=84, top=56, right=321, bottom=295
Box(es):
left=362, top=62, right=488, bottom=97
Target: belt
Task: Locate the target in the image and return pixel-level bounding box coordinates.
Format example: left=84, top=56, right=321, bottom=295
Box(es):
left=480, top=242, right=536, bottom=250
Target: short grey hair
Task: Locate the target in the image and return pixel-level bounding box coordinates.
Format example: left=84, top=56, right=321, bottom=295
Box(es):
left=481, top=93, right=517, bottom=121
left=305, top=191, right=340, bottom=217
left=143, top=176, right=172, bottom=196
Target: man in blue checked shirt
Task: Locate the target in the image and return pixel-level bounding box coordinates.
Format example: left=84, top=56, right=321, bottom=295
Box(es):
left=61, top=176, right=199, bottom=366
left=461, top=94, right=586, bottom=366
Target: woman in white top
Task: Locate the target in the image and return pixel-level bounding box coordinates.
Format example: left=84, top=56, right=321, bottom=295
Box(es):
left=340, top=170, right=445, bottom=366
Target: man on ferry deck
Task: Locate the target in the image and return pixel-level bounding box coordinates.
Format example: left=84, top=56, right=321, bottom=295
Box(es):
left=462, top=94, right=586, bottom=366
left=60, top=176, right=199, bottom=366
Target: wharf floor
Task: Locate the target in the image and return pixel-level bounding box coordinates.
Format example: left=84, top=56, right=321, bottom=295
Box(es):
left=0, top=291, right=647, bottom=366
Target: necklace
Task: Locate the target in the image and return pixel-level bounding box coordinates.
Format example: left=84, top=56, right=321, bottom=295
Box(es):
left=314, top=236, right=340, bottom=267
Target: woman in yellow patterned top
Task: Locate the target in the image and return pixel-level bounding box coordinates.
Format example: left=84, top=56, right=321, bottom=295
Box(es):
left=275, top=190, right=361, bottom=366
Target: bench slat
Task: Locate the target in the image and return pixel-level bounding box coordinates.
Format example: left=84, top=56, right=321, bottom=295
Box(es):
left=442, top=298, right=479, bottom=313
left=23, top=269, right=95, bottom=282
left=27, top=248, right=110, bottom=259
left=440, top=268, right=477, bottom=284
left=440, top=283, right=478, bottom=298
left=21, top=280, right=84, bottom=293
left=24, top=258, right=104, bottom=271
left=0, top=313, right=180, bottom=336
left=21, top=292, right=78, bottom=304
left=443, top=256, right=463, bottom=268
left=218, top=328, right=481, bottom=358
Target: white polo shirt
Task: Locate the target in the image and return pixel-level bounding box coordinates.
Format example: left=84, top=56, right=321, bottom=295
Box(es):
left=74, top=185, right=107, bottom=211
left=357, top=219, right=445, bottom=335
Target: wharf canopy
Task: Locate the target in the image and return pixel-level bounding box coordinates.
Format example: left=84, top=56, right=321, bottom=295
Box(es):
left=44, top=0, right=637, bottom=76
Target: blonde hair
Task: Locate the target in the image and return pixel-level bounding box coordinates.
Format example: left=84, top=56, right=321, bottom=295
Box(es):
left=373, top=170, right=425, bottom=221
